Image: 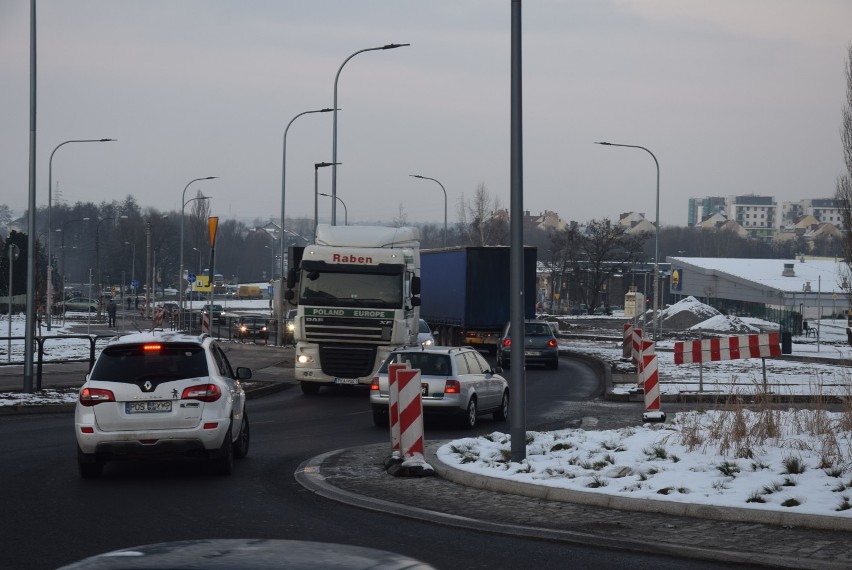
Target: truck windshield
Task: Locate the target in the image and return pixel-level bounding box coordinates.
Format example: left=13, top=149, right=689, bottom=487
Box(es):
left=299, top=271, right=402, bottom=308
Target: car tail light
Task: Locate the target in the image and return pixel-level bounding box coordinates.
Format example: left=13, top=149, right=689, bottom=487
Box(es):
left=143, top=344, right=162, bottom=352
left=465, top=332, right=478, bottom=338
left=203, top=422, right=219, bottom=430
left=548, top=339, right=557, bottom=348
left=370, top=376, right=380, bottom=391
left=502, top=338, right=511, bottom=347
left=79, top=387, right=115, bottom=406
left=444, top=379, right=461, bottom=394
left=80, top=427, right=94, bottom=434
left=181, top=384, right=222, bottom=402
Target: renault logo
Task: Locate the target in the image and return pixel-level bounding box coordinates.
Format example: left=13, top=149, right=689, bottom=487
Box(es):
left=143, top=380, right=153, bottom=392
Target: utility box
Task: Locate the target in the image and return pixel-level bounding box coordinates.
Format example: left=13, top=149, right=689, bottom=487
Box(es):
left=624, top=291, right=645, bottom=319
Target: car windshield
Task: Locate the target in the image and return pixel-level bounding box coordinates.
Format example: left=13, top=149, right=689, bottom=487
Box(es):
left=379, top=353, right=451, bottom=376
left=418, top=320, right=430, bottom=333
left=90, top=343, right=209, bottom=383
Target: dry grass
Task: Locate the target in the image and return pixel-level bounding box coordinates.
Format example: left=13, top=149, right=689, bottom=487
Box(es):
left=672, top=375, right=852, bottom=472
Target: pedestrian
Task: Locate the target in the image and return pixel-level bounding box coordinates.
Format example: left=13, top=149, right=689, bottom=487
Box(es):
left=107, top=299, right=117, bottom=328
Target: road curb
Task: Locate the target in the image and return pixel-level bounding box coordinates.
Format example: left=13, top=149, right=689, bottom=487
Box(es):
left=297, top=444, right=847, bottom=570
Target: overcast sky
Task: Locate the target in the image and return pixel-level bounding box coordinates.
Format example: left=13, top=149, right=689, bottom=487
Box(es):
left=1, top=1, right=851, bottom=229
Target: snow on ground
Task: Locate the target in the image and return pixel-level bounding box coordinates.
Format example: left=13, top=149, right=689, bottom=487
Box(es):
left=439, top=408, right=852, bottom=519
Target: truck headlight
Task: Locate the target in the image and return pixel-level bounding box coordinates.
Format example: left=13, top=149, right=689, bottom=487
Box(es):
left=297, top=354, right=313, bottom=364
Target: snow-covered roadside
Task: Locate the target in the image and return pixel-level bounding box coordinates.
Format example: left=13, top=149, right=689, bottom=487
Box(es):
left=439, top=408, right=852, bottom=520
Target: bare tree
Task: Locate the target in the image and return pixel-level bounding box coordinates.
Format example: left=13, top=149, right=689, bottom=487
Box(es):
left=457, top=183, right=507, bottom=246
left=554, top=219, right=646, bottom=314
left=835, top=45, right=852, bottom=294
left=392, top=203, right=409, bottom=228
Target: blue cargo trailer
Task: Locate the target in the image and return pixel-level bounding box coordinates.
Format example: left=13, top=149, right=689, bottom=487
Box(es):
left=420, top=246, right=537, bottom=351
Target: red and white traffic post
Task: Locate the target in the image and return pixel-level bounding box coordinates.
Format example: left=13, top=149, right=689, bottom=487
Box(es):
left=639, top=339, right=665, bottom=422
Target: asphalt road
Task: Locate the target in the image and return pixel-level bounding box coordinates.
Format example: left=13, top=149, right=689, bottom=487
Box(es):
left=0, top=350, right=728, bottom=569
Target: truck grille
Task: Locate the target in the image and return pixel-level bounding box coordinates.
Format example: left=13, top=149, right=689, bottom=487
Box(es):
left=304, top=316, right=393, bottom=344
left=319, top=345, right=378, bottom=378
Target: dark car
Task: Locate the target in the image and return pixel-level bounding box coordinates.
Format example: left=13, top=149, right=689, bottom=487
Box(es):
left=233, top=314, right=268, bottom=340
left=200, top=304, right=225, bottom=325
left=497, top=320, right=559, bottom=370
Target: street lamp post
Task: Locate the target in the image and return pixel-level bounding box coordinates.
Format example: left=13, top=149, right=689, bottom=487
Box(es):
left=594, top=141, right=660, bottom=340
left=409, top=174, right=447, bottom=247
left=331, top=43, right=410, bottom=225
left=314, top=162, right=339, bottom=240
left=94, top=216, right=120, bottom=317
left=56, top=217, right=89, bottom=315
left=278, top=108, right=335, bottom=346
left=281, top=108, right=334, bottom=264
left=125, top=241, right=136, bottom=304
left=318, top=193, right=348, bottom=226
left=46, top=138, right=116, bottom=330
left=178, top=177, right=217, bottom=329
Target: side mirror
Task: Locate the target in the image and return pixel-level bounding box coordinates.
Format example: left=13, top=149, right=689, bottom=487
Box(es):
left=286, top=268, right=297, bottom=289
left=284, top=290, right=295, bottom=301
left=409, top=297, right=421, bottom=307
left=493, top=366, right=503, bottom=374
left=411, top=275, right=421, bottom=295
left=236, top=366, right=253, bottom=380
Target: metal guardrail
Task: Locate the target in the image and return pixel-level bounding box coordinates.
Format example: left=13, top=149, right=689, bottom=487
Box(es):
left=0, top=334, right=107, bottom=390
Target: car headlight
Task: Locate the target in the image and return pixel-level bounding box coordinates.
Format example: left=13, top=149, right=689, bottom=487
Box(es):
left=421, top=338, right=433, bottom=346
left=240, top=325, right=248, bottom=333
left=287, top=322, right=295, bottom=332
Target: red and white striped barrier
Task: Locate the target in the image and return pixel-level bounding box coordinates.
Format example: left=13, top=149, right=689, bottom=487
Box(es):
left=154, top=307, right=164, bottom=329
left=200, top=311, right=209, bottom=334
left=396, top=368, right=425, bottom=458
left=623, top=323, right=634, bottom=359
left=636, top=339, right=654, bottom=387
left=632, top=328, right=643, bottom=366
left=387, top=363, right=409, bottom=454
left=674, top=333, right=781, bottom=364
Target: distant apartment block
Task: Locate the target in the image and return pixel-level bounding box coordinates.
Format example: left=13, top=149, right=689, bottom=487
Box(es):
left=687, top=195, right=849, bottom=239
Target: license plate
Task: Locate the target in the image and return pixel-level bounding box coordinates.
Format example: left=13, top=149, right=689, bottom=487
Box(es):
left=421, top=383, right=429, bottom=397
left=525, top=350, right=541, bottom=356
left=334, top=378, right=359, bottom=385
left=126, top=401, right=172, bottom=414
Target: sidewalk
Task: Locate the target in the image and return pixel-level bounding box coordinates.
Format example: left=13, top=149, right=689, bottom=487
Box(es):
left=297, top=441, right=852, bottom=570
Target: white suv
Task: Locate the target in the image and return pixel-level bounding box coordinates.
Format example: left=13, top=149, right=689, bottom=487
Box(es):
left=370, top=346, right=508, bottom=429
left=75, top=331, right=251, bottom=477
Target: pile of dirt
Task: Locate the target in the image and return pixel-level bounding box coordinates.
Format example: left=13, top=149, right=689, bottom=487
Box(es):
left=658, top=296, right=721, bottom=331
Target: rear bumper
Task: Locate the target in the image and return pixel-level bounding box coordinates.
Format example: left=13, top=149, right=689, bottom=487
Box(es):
left=75, top=419, right=230, bottom=457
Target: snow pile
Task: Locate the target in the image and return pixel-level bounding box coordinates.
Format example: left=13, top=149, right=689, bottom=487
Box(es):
left=658, top=296, right=720, bottom=331
left=689, top=314, right=760, bottom=334
left=439, top=409, right=852, bottom=518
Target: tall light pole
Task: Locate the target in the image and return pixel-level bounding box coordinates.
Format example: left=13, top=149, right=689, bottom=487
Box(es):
left=178, top=177, right=217, bottom=329
left=594, top=141, right=660, bottom=340
left=46, top=137, right=116, bottom=330
left=124, top=241, right=136, bottom=299
left=318, top=193, right=348, bottom=226
left=56, top=217, right=89, bottom=315
left=94, top=216, right=118, bottom=317
left=314, top=162, right=338, bottom=240
left=331, top=43, right=410, bottom=225
left=281, top=108, right=334, bottom=268
left=278, top=108, right=335, bottom=346
left=409, top=174, right=447, bottom=247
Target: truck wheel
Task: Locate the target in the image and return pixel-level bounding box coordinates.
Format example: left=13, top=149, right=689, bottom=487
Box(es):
left=301, top=381, right=320, bottom=395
